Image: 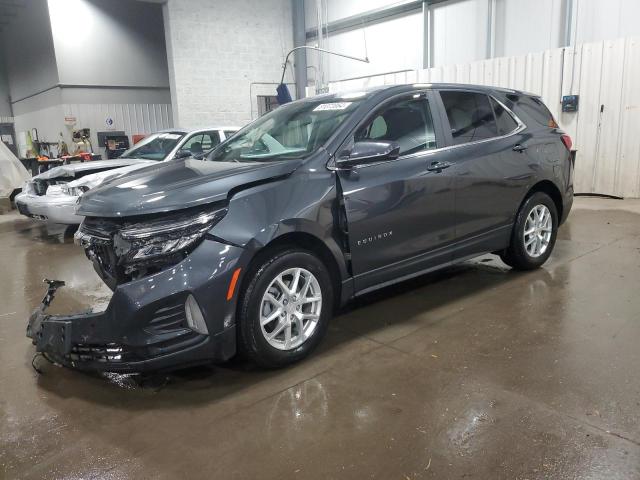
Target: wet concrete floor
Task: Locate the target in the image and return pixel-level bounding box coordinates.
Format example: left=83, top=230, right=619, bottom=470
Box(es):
left=1, top=197, right=639, bottom=479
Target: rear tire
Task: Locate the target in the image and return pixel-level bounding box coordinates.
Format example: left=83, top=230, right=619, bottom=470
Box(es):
left=500, top=191, right=558, bottom=270
left=236, top=248, right=333, bottom=368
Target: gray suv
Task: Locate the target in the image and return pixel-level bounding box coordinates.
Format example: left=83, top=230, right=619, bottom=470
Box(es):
left=27, top=84, right=573, bottom=372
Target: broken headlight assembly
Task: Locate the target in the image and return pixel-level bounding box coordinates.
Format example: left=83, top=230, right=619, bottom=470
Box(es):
left=61, top=185, right=89, bottom=196
left=77, top=206, right=228, bottom=287
left=113, top=207, right=227, bottom=265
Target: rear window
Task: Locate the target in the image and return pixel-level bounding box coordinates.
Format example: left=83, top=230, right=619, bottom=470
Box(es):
left=490, top=97, right=519, bottom=135
left=509, top=95, right=556, bottom=127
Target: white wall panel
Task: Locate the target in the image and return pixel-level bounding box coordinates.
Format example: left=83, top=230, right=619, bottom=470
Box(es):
left=593, top=38, right=625, bottom=195
left=574, top=0, right=640, bottom=45
left=432, top=0, right=489, bottom=67
left=494, top=0, right=563, bottom=57
left=308, top=12, right=422, bottom=83
left=616, top=38, right=640, bottom=198
left=329, top=35, right=640, bottom=198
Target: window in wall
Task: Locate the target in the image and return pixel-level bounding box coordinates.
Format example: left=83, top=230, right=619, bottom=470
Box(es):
left=490, top=98, right=519, bottom=135
left=440, top=91, right=499, bottom=145
left=355, top=97, right=437, bottom=156
left=258, top=96, right=280, bottom=116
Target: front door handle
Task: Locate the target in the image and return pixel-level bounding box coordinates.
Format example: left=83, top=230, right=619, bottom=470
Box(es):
left=513, top=144, right=528, bottom=153
left=426, top=161, right=452, bottom=172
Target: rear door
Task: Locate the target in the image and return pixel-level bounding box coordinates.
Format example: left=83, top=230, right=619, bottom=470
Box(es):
left=434, top=89, right=532, bottom=259
left=337, top=91, right=456, bottom=292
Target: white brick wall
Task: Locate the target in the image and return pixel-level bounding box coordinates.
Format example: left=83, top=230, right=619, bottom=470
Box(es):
left=164, top=0, right=293, bottom=129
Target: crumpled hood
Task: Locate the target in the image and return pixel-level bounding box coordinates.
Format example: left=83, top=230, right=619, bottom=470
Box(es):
left=34, top=158, right=153, bottom=180
left=77, top=158, right=302, bottom=217
left=67, top=161, right=156, bottom=190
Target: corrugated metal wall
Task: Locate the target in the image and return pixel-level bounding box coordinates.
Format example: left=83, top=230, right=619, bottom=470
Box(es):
left=12, top=102, right=172, bottom=158
left=329, top=36, right=640, bottom=198
left=63, top=103, right=173, bottom=144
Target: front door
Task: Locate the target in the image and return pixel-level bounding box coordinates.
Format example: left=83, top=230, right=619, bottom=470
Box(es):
left=337, top=93, right=456, bottom=292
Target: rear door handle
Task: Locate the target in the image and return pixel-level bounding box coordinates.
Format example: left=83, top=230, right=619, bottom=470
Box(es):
left=426, top=161, right=452, bottom=172
left=513, top=144, right=528, bottom=153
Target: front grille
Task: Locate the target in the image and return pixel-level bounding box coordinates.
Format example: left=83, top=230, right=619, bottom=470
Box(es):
left=70, top=343, right=134, bottom=363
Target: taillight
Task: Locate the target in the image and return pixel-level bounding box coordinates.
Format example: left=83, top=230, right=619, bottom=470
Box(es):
left=561, top=134, right=572, bottom=151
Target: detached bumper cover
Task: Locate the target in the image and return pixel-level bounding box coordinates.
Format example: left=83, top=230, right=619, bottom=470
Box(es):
left=15, top=192, right=82, bottom=224
left=27, top=239, right=247, bottom=372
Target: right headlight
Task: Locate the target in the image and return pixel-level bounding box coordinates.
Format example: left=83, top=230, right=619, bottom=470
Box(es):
left=112, top=207, right=227, bottom=264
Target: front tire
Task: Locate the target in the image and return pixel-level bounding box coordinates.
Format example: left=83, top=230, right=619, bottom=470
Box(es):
left=237, top=248, right=333, bottom=368
left=500, top=191, right=558, bottom=270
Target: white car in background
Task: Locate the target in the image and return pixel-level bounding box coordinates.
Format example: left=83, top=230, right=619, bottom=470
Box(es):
left=15, top=126, right=238, bottom=224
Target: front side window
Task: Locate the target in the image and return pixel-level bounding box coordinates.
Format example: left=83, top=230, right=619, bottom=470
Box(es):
left=440, top=91, right=499, bottom=145
left=119, top=132, right=185, bottom=160
left=208, top=98, right=364, bottom=163
left=355, top=97, right=437, bottom=156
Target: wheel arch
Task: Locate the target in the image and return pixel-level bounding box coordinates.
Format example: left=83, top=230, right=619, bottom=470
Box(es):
left=520, top=180, right=563, bottom=222
left=241, top=231, right=345, bottom=311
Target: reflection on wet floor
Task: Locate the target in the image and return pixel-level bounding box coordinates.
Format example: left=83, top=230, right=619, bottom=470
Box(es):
left=1, top=198, right=640, bottom=479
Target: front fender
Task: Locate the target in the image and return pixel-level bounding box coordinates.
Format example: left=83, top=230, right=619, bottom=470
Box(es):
left=209, top=169, right=349, bottom=280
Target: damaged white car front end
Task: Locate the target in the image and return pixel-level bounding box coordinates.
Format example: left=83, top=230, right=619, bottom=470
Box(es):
left=15, top=161, right=155, bottom=224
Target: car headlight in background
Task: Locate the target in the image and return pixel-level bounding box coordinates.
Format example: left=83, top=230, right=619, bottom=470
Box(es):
left=22, top=181, right=35, bottom=195
left=112, top=207, right=227, bottom=263
left=61, top=185, right=89, bottom=197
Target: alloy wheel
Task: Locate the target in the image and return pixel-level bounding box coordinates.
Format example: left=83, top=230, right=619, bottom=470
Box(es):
left=523, top=204, right=552, bottom=258
left=259, top=268, right=322, bottom=350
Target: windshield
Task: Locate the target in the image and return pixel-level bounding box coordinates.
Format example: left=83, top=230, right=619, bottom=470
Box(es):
left=119, top=132, right=185, bottom=160
left=207, top=98, right=363, bottom=163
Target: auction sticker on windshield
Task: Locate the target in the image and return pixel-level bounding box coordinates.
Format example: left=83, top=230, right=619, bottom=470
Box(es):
left=313, top=102, right=352, bottom=111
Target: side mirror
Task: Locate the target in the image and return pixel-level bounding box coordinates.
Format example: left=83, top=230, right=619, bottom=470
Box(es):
left=337, top=141, right=400, bottom=168
left=173, top=149, right=191, bottom=160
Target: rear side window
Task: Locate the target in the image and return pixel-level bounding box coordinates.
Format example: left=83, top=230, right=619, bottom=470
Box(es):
left=490, top=98, right=519, bottom=135
left=355, top=97, right=437, bottom=156
left=440, top=91, right=498, bottom=145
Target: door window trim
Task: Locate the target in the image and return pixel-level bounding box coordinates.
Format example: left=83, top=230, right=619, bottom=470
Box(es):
left=328, top=89, right=526, bottom=171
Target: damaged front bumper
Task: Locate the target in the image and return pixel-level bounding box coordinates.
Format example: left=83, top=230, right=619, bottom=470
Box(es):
left=15, top=191, right=83, bottom=224
left=26, top=239, right=246, bottom=373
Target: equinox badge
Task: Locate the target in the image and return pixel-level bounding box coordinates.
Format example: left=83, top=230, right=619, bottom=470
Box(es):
left=357, top=230, right=393, bottom=247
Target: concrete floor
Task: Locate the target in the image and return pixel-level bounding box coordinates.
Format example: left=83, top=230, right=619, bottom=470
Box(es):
left=1, top=197, right=639, bottom=479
